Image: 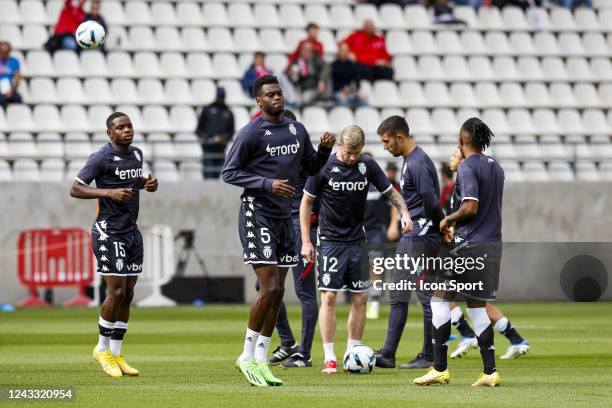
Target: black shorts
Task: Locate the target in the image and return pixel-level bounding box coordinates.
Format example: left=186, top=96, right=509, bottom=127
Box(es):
left=366, top=228, right=386, bottom=259
left=238, top=200, right=297, bottom=267
left=438, top=239, right=502, bottom=302
left=92, top=225, right=143, bottom=276
left=317, top=240, right=368, bottom=293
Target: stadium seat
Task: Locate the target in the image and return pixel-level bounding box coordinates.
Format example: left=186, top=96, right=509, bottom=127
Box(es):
left=24, top=51, right=54, bottom=77
left=182, top=28, right=210, bottom=52
left=0, top=160, right=13, bottom=181
left=0, top=0, right=20, bottom=24
left=431, top=109, right=458, bottom=136
left=379, top=4, right=406, bottom=30
left=104, top=25, right=129, bottom=51
left=88, top=105, right=113, bottom=132
left=583, top=33, right=609, bottom=57
left=483, top=109, right=511, bottom=136
left=0, top=25, right=22, bottom=50
left=80, top=51, right=109, bottom=77
left=491, top=143, right=517, bottom=160
left=404, top=5, right=430, bottom=29
left=21, top=24, right=47, bottom=50
left=302, top=107, right=329, bottom=135
left=234, top=28, right=261, bottom=53
left=534, top=32, right=561, bottom=56
left=502, top=7, right=530, bottom=31
left=13, top=159, right=40, bottom=181
left=56, top=78, right=86, bottom=104
left=550, top=83, right=577, bottom=108
left=62, top=106, right=91, bottom=133
left=393, top=56, right=418, bottom=80
left=492, top=56, right=519, bottom=81
left=101, top=1, right=126, bottom=25
left=533, top=109, right=561, bottom=135
left=218, top=79, right=250, bottom=106
left=550, top=7, right=576, bottom=31
left=0, top=133, right=9, bottom=158
left=468, top=56, right=494, bottom=80
left=499, top=160, right=523, bottom=182
left=53, top=50, right=82, bottom=77
left=153, top=160, right=180, bottom=182
left=370, top=81, right=401, bottom=108
left=8, top=133, right=38, bottom=158
left=574, top=8, right=599, bottom=32
left=148, top=133, right=176, bottom=159
left=418, top=56, right=444, bottom=81
left=64, top=133, right=93, bottom=159
left=67, top=160, right=87, bottom=180
left=134, top=52, right=162, bottom=78
left=231, top=107, right=250, bottom=130
left=192, top=79, right=216, bottom=105
left=165, top=80, right=193, bottom=105
left=319, top=29, right=338, bottom=54
left=328, top=107, right=354, bottom=134
left=559, top=33, right=585, bottom=56
left=105, top=52, right=135, bottom=77
left=158, top=53, right=188, bottom=78
left=125, top=1, right=152, bottom=26
left=508, top=109, right=536, bottom=135
left=19, top=1, right=48, bottom=24
left=450, top=83, right=477, bottom=107
left=279, top=5, right=306, bottom=28
left=151, top=2, right=177, bottom=26
left=558, top=109, right=585, bottom=135
left=129, top=27, right=157, bottom=52
left=548, top=162, right=574, bottom=182
left=155, top=27, right=184, bottom=52
left=412, top=31, right=438, bottom=55
left=207, top=28, right=236, bottom=53
left=212, top=54, right=241, bottom=79
left=254, top=4, right=282, bottom=28
left=228, top=3, right=255, bottom=27
left=29, top=78, right=57, bottom=104
left=582, top=109, right=611, bottom=135
left=304, top=5, right=331, bottom=28
left=479, top=6, right=504, bottom=30
left=169, top=106, right=197, bottom=133
left=110, top=79, right=140, bottom=105
left=575, top=83, right=602, bottom=108
left=517, top=57, right=543, bottom=81
left=500, top=82, right=527, bottom=107
left=525, top=83, right=552, bottom=107
left=510, top=33, right=536, bottom=56
left=40, top=158, right=65, bottom=181
left=437, top=32, right=463, bottom=56
left=186, top=53, right=215, bottom=79
left=355, top=4, right=381, bottom=28
left=386, top=31, right=413, bottom=55
left=407, top=109, right=435, bottom=135
left=138, top=79, right=165, bottom=105
left=37, top=133, right=64, bottom=158
left=115, top=105, right=145, bottom=132
left=461, top=32, right=487, bottom=55
left=260, top=29, right=288, bottom=53
left=599, top=162, right=612, bottom=181
left=6, top=105, right=34, bottom=132
left=176, top=2, right=202, bottom=26
left=425, top=82, right=452, bottom=108
left=354, top=107, right=380, bottom=137
left=485, top=32, right=512, bottom=56
left=179, top=161, right=203, bottom=181
left=174, top=133, right=202, bottom=160
left=202, top=2, right=229, bottom=27
left=144, top=107, right=172, bottom=133
left=576, top=162, right=601, bottom=182
left=444, top=56, right=470, bottom=81
left=399, top=82, right=426, bottom=107
left=34, top=105, right=63, bottom=133
left=522, top=162, right=549, bottom=181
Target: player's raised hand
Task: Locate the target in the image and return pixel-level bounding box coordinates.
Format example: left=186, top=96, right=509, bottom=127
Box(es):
left=320, top=132, right=336, bottom=149
left=301, top=242, right=315, bottom=263
left=400, top=211, right=413, bottom=234
left=107, top=188, right=133, bottom=202
left=144, top=174, right=158, bottom=192
left=271, top=179, right=295, bottom=198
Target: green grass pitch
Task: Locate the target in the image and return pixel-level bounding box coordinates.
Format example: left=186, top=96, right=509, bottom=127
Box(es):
left=1, top=302, right=611, bottom=407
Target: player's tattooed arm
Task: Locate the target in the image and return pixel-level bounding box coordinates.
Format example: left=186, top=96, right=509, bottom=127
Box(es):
left=440, top=200, right=478, bottom=236
left=299, top=194, right=316, bottom=263
left=70, top=180, right=133, bottom=202
left=385, top=188, right=413, bottom=233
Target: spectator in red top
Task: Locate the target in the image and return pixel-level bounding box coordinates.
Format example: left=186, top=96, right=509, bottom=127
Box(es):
left=287, top=23, right=324, bottom=66
left=341, top=19, right=393, bottom=82
left=46, top=0, right=86, bottom=53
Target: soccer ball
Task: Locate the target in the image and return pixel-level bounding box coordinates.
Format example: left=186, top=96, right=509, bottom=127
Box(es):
left=75, top=21, right=106, bottom=49
left=343, top=344, right=375, bottom=374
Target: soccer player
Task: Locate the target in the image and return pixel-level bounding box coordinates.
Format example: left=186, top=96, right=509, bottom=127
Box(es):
left=446, top=148, right=530, bottom=360
left=414, top=118, right=504, bottom=387
left=222, top=75, right=335, bottom=387
left=375, top=116, right=446, bottom=370
left=300, top=125, right=412, bottom=374
left=264, top=109, right=320, bottom=368
left=70, top=112, right=158, bottom=378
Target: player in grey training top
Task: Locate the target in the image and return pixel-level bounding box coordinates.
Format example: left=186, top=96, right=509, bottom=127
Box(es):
left=221, top=75, right=335, bottom=387
left=300, top=125, right=412, bottom=374
left=415, top=117, right=505, bottom=387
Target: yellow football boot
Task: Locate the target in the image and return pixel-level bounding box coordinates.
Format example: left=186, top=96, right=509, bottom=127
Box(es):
left=413, top=368, right=450, bottom=385
left=114, top=355, right=140, bottom=376
left=93, top=348, right=122, bottom=378
left=471, top=371, right=501, bottom=387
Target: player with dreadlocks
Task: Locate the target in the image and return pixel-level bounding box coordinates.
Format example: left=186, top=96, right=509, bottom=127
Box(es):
left=414, top=117, right=505, bottom=387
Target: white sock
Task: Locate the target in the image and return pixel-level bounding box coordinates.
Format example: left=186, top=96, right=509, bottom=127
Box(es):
left=110, top=321, right=128, bottom=356
left=323, top=342, right=336, bottom=362
left=467, top=307, right=492, bottom=336
left=254, top=335, right=272, bottom=363
left=450, top=306, right=463, bottom=324
left=493, top=317, right=509, bottom=333
left=347, top=338, right=361, bottom=351
left=240, top=328, right=260, bottom=362
left=97, top=317, right=114, bottom=352
left=430, top=298, right=451, bottom=329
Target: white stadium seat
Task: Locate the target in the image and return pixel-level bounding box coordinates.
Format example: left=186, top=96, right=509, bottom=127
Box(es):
left=176, top=2, right=202, bottom=26
left=227, top=3, right=255, bottom=27
left=259, top=29, right=288, bottom=53
left=155, top=27, right=184, bottom=52
left=165, top=80, right=194, bottom=105
left=182, top=28, right=210, bottom=52
left=328, top=107, right=354, bottom=134
left=522, top=162, right=549, bottom=182
left=371, top=81, right=401, bottom=108
left=393, top=56, right=418, bottom=80
left=80, top=51, right=109, bottom=77
left=386, top=31, right=413, bottom=55
left=444, top=56, right=471, bottom=81
left=525, top=83, right=552, bottom=107
left=148, top=133, right=176, bottom=159
left=518, top=57, right=544, bottom=80
left=502, top=7, right=530, bottom=31
left=450, top=83, right=477, bottom=107
left=13, top=159, right=40, bottom=181
left=138, top=79, right=165, bottom=105
left=41, top=158, right=65, bottom=181
left=37, top=133, right=64, bottom=158
left=19, top=1, right=48, bottom=24
left=499, top=82, right=527, bottom=107
left=88, top=106, right=113, bottom=132
left=575, top=8, right=599, bottom=32
left=134, top=52, right=162, bottom=78
left=112, top=79, right=141, bottom=105
left=56, top=78, right=86, bottom=104
left=436, top=32, right=463, bottom=55
left=102, top=1, right=126, bottom=25
left=330, top=4, right=358, bottom=30
left=25, top=51, right=54, bottom=77
left=576, top=162, right=601, bottom=182
left=129, top=27, right=156, bottom=52
left=461, top=32, right=487, bottom=55
left=22, top=24, right=47, bottom=50
left=160, top=53, right=188, bottom=78
left=151, top=2, right=177, bottom=26
left=508, top=109, right=536, bottom=135
left=407, top=109, right=435, bottom=135
left=9, top=133, right=38, bottom=158
left=125, top=1, right=152, bottom=26
left=61, top=106, right=91, bottom=133
left=170, top=107, right=197, bottom=133
left=107, top=52, right=135, bottom=77
left=431, top=109, right=458, bottom=135
left=179, top=161, right=203, bottom=181
left=305, top=5, right=331, bottom=29
left=207, top=28, right=235, bottom=53
left=355, top=4, right=381, bottom=28
left=399, top=82, right=426, bottom=107
left=153, top=160, right=180, bottom=182
left=29, top=78, right=57, bottom=104
left=64, top=133, right=93, bottom=159
left=144, top=107, right=172, bottom=133
left=550, top=7, right=576, bottom=31
left=192, top=80, right=216, bottom=105
left=567, top=58, right=593, bottom=81
left=379, top=4, right=406, bottom=30
left=582, top=110, right=611, bottom=135
left=254, top=4, right=281, bottom=28
left=202, top=3, right=229, bottom=27
left=218, top=80, right=251, bottom=106
left=533, top=109, right=561, bottom=135
left=493, top=57, right=519, bottom=80
left=234, top=28, right=261, bottom=53
left=468, top=56, right=494, bottom=80
left=534, top=32, right=561, bottom=56
left=479, top=6, right=504, bottom=30
left=0, top=0, right=20, bottom=24
left=174, top=133, right=202, bottom=160
left=418, top=57, right=444, bottom=80
left=187, top=53, right=215, bottom=79
left=212, top=54, right=241, bottom=79
left=583, top=33, right=609, bottom=57
left=510, top=33, right=536, bottom=56
left=404, top=6, right=430, bottom=29
left=6, top=105, right=34, bottom=132
left=548, top=162, right=574, bottom=182
left=412, top=31, right=437, bottom=55
left=354, top=107, right=380, bottom=137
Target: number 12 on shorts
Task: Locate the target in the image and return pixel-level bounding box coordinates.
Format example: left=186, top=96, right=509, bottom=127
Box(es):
left=322, top=256, right=338, bottom=272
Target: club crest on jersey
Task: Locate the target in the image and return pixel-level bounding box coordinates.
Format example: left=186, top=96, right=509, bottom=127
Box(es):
left=322, top=273, right=331, bottom=286
left=289, top=123, right=297, bottom=135
left=263, top=245, right=272, bottom=259
left=116, top=258, right=124, bottom=272
left=134, top=151, right=141, bottom=162
left=359, top=162, right=367, bottom=175
left=266, top=139, right=300, bottom=157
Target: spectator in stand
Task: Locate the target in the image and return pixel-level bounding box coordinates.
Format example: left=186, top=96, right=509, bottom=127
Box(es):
left=286, top=42, right=329, bottom=108
left=82, top=0, right=108, bottom=53
left=242, top=52, right=272, bottom=98
left=46, top=0, right=86, bottom=53
left=341, top=19, right=393, bottom=82
left=439, top=161, right=455, bottom=215
left=195, top=87, right=235, bottom=179
left=332, top=43, right=366, bottom=108
left=287, top=23, right=324, bottom=66
left=431, top=0, right=468, bottom=26
left=0, top=41, right=22, bottom=108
